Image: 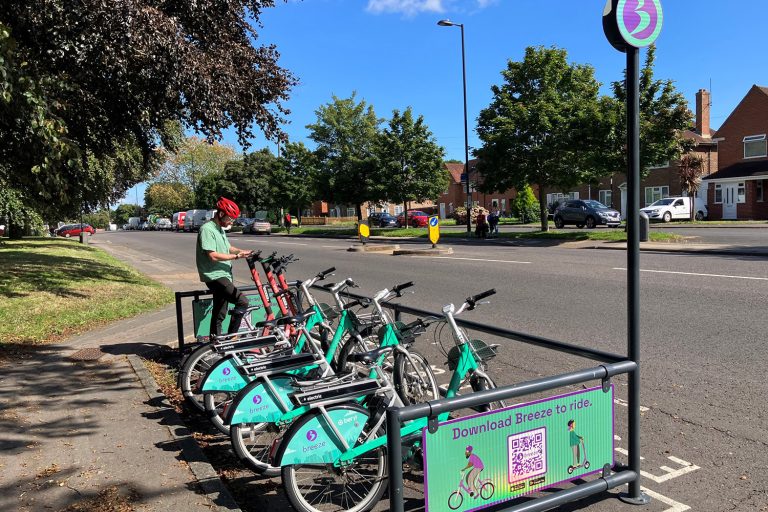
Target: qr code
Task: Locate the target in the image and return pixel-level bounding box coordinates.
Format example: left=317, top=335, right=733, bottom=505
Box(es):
left=507, top=427, right=547, bottom=483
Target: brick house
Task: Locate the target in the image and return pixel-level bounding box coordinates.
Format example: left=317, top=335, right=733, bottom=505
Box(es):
left=702, top=85, right=768, bottom=220
left=544, top=89, right=718, bottom=219
left=439, top=160, right=520, bottom=218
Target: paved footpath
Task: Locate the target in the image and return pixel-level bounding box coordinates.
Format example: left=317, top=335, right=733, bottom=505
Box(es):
left=0, top=238, right=238, bottom=511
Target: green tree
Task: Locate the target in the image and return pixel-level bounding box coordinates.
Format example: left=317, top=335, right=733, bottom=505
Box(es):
left=155, top=137, right=239, bottom=207
left=0, top=1, right=295, bottom=219
left=678, top=154, right=704, bottom=221
left=112, top=204, right=138, bottom=227
left=605, top=45, right=695, bottom=177
left=307, top=93, right=381, bottom=219
left=273, top=142, right=319, bottom=222
left=376, top=108, right=447, bottom=226
left=512, top=185, right=541, bottom=224
left=475, top=46, right=605, bottom=231
left=195, top=149, right=275, bottom=215
left=145, top=182, right=193, bottom=218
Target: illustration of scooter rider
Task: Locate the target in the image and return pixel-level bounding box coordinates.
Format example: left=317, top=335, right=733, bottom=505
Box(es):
left=567, top=419, right=590, bottom=472
left=461, top=445, right=485, bottom=497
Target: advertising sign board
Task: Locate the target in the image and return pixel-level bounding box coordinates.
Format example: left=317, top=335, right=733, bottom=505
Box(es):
left=423, top=386, right=614, bottom=512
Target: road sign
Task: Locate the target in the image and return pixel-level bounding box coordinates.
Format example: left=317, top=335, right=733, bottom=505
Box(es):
left=358, top=221, right=370, bottom=244
left=616, top=0, right=663, bottom=48
left=428, top=216, right=439, bottom=246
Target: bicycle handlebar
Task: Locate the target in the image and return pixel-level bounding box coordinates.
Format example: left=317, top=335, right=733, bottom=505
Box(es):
left=392, top=281, right=414, bottom=295
left=467, top=288, right=496, bottom=307
left=343, top=298, right=371, bottom=310
left=317, top=267, right=335, bottom=279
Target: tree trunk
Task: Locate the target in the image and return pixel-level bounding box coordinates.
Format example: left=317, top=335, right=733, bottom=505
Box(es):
left=355, top=203, right=362, bottom=221
left=538, top=184, right=548, bottom=232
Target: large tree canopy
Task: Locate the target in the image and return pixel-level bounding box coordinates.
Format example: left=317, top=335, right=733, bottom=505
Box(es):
left=475, top=46, right=605, bottom=230
left=0, top=0, right=295, bottom=215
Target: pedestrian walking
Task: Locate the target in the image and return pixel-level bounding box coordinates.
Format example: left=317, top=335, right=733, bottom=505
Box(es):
left=284, top=212, right=291, bottom=234
left=488, top=208, right=499, bottom=237
left=475, top=209, right=489, bottom=239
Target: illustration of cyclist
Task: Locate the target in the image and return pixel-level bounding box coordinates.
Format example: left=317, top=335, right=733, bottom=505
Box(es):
left=568, top=419, right=584, bottom=468
left=461, top=445, right=485, bottom=497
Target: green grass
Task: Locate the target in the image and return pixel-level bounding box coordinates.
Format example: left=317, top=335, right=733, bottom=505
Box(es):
left=0, top=238, right=173, bottom=346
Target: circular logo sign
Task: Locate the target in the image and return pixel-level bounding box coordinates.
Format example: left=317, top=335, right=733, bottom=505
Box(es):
left=252, top=395, right=262, bottom=405
left=616, top=0, right=663, bottom=48
left=429, top=216, right=439, bottom=227
left=222, top=367, right=231, bottom=376
left=306, top=429, right=318, bottom=442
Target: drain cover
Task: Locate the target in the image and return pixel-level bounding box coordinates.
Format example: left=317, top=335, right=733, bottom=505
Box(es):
left=69, top=347, right=104, bottom=361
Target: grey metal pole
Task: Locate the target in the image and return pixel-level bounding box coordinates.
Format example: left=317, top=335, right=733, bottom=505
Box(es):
left=621, top=46, right=649, bottom=506
left=460, top=23, right=472, bottom=236
left=387, top=408, right=404, bottom=512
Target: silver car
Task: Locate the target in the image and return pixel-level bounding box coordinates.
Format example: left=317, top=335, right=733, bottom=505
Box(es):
left=243, top=219, right=271, bottom=235
left=553, top=200, right=621, bottom=229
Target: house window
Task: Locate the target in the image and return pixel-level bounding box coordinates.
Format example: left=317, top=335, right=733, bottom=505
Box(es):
left=394, top=205, right=404, bottom=215
left=599, top=190, right=612, bottom=207
left=714, top=184, right=722, bottom=203
left=744, top=135, right=767, bottom=159
left=644, top=186, right=669, bottom=205
left=346, top=208, right=356, bottom=217
left=758, top=180, right=764, bottom=202
left=737, top=182, right=746, bottom=203
left=648, top=161, right=671, bottom=169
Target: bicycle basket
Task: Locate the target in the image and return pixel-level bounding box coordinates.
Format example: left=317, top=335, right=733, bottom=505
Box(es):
left=446, top=339, right=497, bottom=371
left=318, top=302, right=340, bottom=321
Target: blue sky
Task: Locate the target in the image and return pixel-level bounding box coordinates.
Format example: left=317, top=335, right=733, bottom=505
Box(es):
left=122, top=0, right=768, bottom=205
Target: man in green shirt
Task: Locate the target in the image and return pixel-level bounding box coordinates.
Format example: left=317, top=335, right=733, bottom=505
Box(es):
left=196, top=197, right=252, bottom=338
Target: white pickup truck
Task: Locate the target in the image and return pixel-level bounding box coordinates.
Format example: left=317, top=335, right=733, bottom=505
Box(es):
left=640, top=196, right=708, bottom=222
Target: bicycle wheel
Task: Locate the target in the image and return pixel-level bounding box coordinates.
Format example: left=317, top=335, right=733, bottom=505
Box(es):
left=470, top=375, right=506, bottom=412
left=447, top=490, right=463, bottom=510
left=230, top=421, right=284, bottom=476
left=393, top=351, right=439, bottom=406
left=333, top=334, right=380, bottom=375
left=203, top=391, right=236, bottom=435
left=281, top=407, right=387, bottom=512
left=479, top=481, right=495, bottom=500
left=178, top=344, right=221, bottom=412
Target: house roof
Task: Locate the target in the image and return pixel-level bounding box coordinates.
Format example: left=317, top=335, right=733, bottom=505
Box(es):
left=711, top=85, right=768, bottom=139
left=702, top=159, right=768, bottom=180
left=683, top=129, right=717, bottom=145
left=445, top=163, right=464, bottom=184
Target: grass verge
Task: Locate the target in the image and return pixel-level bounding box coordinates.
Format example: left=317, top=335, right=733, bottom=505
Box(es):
left=271, top=226, right=681, bottom=242
left=0, top=238, right=173, bottom=348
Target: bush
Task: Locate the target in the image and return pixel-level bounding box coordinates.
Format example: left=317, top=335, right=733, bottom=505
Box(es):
left=513, top=185, right=541, bottom=224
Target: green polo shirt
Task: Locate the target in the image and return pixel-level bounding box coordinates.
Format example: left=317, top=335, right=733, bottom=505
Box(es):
left=196, top=220, right=232, bottom=282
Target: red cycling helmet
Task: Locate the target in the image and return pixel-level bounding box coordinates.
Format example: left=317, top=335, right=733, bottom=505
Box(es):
left=216, top=197, right=240, bottom=219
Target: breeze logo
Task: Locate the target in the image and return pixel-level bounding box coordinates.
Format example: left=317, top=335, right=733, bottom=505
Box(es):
left=252, top=395, right=262, bottom=404
left=222, top=367, right=231, bottom=376
left=306, top=430, right=318, bottom=442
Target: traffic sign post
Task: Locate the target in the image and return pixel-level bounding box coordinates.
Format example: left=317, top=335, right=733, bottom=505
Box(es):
left=428, top=216, right=440, bottom=248
left=358, top=220, right=370, bottom=245
left=603, top=0, right=661, bottom=505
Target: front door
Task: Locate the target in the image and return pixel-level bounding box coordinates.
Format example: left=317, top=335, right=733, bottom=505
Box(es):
left=722, top=184, right=737, bottom=219
left=439, top=203, right=446, bottom=219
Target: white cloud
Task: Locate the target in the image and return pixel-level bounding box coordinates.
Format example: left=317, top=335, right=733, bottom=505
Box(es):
left=366, top=0, right=446, bottom=16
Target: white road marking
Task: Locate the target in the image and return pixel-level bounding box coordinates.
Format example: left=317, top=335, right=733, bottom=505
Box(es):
left=640, top=486, right=691, bottom=512
left=614, top=397, right=650, bottom=412
left=641, top=456, right=700, bottom=483
left=429, top=256, right=531, bottom=264
left=430, top=365, right=446, bottom=376
left=614, top=267, right=768, bottom=281
left=275, top=241, right=308, bottom=246
left=321, top=245, right=340, bottom=248
left=614, top=447, right=644, bottom=460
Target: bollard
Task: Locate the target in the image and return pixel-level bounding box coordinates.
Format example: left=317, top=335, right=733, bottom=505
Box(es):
left=79, top=232, right=89, bottom=245
left=639, top=211, right=649, bottom=242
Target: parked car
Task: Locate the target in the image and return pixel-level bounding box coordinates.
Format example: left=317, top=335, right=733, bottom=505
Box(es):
left=396, top=210, right=429, bottom=228
left=184, top=209, right=208, bottom=232
left=172, top=211, right=187, bottom=231
left=640, top=196, right=707, bottom=222
left=243, top=219, right=271, bottom=235
left=234, top=217, right=254, bottom=227
left=367, top=212, right=398, bottom=228
left=553, top=200, right=621, bottom=229
left=56, top=223, right=95, bottom=237
left=155, top=218, right=172, bottom=231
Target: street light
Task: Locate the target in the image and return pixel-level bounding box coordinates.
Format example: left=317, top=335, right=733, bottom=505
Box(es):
left=438, top=19, right=472, bottom=236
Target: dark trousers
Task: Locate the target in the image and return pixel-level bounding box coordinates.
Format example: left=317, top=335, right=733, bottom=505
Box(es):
left=205, top=277, right=249, bottom=338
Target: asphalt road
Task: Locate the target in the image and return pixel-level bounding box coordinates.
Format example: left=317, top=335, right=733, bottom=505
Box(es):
left=96, top=230, right=768, bottom=511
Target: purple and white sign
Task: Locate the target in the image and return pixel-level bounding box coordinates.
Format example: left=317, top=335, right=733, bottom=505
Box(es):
left=616, top=0, right=663, bottom=47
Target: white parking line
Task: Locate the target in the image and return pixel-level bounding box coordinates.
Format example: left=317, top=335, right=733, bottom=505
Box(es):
left=640, top=486, right=691, bottom=512
left=614, top=397, right=650, bottom=412
left=430, top=257, right=531, bottom=264
left=614, top=267, right=768, bottom=281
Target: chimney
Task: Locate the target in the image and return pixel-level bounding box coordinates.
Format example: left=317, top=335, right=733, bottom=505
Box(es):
left=695, top=89, right=711, bottom=137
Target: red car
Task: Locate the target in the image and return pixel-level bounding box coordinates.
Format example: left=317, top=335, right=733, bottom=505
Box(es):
left=396, top=210, right=429, bottom=228
left=56, top=223, right=95, bottom=237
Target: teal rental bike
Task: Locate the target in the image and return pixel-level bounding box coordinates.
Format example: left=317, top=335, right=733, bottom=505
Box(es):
left=274, top=289, right=501, bottom=512
left=226, top=282, right=432, bottom=475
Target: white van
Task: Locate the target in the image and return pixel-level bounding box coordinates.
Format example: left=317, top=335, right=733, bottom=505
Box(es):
left=641, top=196, right=708, bottom=222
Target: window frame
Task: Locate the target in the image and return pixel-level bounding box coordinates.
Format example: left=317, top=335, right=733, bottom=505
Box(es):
left=743, top=134, right=767, bottom=159
left=714, top=184, right=723, bottom=204
left=598, top=189, right=612, bottom=207
left=737, top=182, right=746, bottom=203
left=644, top=186, right=669, bottom=206
left=757, top=180, right=764, bottom=202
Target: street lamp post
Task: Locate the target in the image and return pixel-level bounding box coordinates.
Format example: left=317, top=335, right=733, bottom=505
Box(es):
left=438, top=19, right=472, bottom=236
